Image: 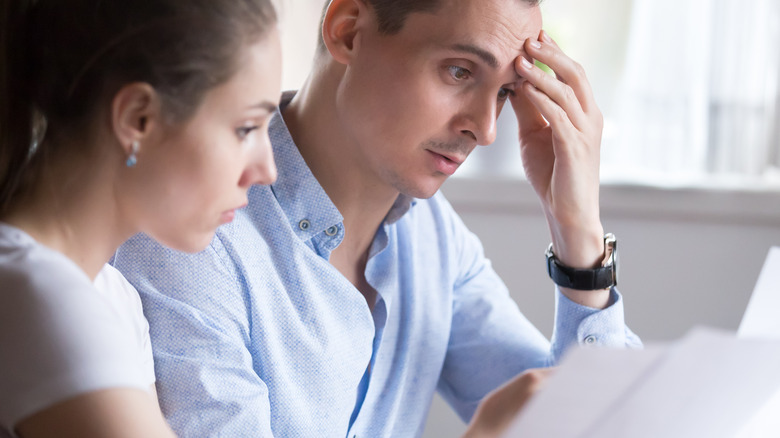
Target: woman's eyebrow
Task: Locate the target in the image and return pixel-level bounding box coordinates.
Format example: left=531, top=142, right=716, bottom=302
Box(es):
left=248, top=101, right=278, bottom=112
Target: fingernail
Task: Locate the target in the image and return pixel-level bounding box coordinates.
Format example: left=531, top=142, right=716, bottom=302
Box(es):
left=521, top=57, right=534, bottom=70
left=529, top=39, right=541, bottom=49
left=541, top=30, right=553, bottom=43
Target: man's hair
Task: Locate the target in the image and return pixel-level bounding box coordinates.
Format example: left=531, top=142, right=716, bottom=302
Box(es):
left=365, top=0, right=443, bottom=34
left=317, top=0, right=542, bottom=53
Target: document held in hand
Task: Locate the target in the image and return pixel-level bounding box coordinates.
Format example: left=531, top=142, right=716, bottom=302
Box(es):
left=503, top=247, right=780, bottom=438
left=735, top=247, right=780, bottom=438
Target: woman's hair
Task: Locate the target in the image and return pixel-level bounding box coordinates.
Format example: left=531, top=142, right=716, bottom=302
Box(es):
left=0, top=0, right=278, bottom=213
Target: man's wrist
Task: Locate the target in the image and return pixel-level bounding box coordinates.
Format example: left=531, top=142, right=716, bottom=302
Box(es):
left=546, top=220, right=605, bottom=269
left=546, top=233, right=618, bottom=291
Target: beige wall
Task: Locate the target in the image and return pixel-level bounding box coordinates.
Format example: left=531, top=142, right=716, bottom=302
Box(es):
left=422, top=178, right=780, bottom=437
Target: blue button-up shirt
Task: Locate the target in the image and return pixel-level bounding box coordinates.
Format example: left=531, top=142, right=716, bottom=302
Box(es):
left=114, top=92, right=641, bottom=437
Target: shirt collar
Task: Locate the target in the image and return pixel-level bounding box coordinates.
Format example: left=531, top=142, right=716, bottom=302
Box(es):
left=384, top=194, right=417, bottom=225
left=268, top=91, right=343, bottom=241
left=268, top=91, right=418, bottom=239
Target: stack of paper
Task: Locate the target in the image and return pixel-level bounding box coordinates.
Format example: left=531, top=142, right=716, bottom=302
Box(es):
left=735, top=247, right=780, bottom=438
left=502, top=329, right=780, bottom=438
left=502, top=247, right=780, bottom=438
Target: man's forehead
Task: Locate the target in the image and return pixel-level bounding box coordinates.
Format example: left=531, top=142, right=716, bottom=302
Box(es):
left=402, top=0, right=542, bottom=66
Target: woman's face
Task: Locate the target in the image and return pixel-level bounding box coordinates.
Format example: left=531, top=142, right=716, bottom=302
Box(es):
left=126, top=29, right=282, bottom=252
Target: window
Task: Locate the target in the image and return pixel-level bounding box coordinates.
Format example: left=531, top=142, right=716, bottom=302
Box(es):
left=464, top=0, right=780, bottom=188
left=277, top=0, right=780, bottom=188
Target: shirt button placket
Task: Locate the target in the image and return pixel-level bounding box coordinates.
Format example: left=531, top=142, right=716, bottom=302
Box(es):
left=298, top=219, right=311, bottom=231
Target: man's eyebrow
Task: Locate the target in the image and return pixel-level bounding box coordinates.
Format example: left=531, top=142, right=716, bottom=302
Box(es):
left=450, top=43, right=500, bottom=69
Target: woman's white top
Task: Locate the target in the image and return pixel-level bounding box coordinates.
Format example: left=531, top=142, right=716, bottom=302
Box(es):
left=0, top=223, right=155, bottom=437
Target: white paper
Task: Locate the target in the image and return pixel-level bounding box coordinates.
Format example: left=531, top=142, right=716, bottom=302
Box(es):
left=586, top=328, right=780, bottom=438
left=738, top=247, right=780, bottom=339
left=502, top=345, right=667, bottom=438
left=735, top=246, right=780, bottom=438
left=502, top=328, right=780, bottom=438
left=735, top=390, right=780, bottom=438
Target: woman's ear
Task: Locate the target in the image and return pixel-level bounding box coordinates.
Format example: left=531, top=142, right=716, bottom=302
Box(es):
left=110, top=82, right=161, bottom=158
left=321, top=0, right=369, bottom=65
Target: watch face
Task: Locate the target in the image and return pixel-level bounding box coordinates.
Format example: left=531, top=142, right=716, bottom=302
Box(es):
left=609, top=234, right=618, bottom=286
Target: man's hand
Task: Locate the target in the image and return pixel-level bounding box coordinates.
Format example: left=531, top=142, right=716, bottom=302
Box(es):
left=511, top=30, right=610, bottom=308
left=462, top=368, right=554, bottom=438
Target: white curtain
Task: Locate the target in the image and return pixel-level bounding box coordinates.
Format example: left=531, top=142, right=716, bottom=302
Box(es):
left=604, top=0, right=780, bottom=183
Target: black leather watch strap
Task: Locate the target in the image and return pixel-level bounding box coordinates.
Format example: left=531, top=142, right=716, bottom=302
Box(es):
left=545, top=234, right=617, bottom=290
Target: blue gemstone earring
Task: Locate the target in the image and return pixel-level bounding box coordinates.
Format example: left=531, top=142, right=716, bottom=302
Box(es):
left=126, top=141, right=139, bottom=167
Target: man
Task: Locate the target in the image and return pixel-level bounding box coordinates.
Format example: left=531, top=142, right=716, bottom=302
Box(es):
left=114, top=0, right=641, bottom=436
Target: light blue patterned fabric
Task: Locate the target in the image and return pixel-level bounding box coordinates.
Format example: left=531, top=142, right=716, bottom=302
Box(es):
left=113, top=92, right=641, bottom=438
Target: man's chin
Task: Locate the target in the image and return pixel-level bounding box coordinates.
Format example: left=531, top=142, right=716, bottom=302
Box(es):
left=397, top=177, right=448, bottom=200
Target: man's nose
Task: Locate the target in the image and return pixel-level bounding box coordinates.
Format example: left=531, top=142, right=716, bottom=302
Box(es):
left=457, top=94, right=499, bottom=146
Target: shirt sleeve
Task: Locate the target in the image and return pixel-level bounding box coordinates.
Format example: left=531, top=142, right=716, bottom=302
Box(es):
left=435, top=199, right=642, bottom=422
left=112, top=233, right=275, bottom=437
left=0, top=264, right=148, bottom=434
left=94, top=264, right=157, bottom=386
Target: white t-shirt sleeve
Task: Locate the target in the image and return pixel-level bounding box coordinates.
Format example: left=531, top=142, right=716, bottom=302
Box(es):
left=0, top=257, right=149, bottom=435
left=94, top=264, right=156, bottom=385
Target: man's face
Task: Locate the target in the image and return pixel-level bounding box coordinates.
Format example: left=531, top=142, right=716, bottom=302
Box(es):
left=337, top=0, right=542, bottom=198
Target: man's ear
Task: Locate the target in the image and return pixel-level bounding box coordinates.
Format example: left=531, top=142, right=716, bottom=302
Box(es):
left=321, top=0, right=368, bottom=65
left=110, top=82, right=161, bottom=157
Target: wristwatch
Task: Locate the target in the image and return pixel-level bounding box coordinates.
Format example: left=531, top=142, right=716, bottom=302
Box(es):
left=545, top=233, right=617, bottom=290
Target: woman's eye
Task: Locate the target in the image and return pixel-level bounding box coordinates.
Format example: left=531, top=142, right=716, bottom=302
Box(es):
left=498, top=88, right=514, bottom=101
left=236, top=126, right=259, bottom=141
left=447, top=66, right=471, bottom=81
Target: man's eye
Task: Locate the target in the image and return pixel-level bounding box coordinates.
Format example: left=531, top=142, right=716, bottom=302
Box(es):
left=236, top=126, right=259, bottom=140
left=498, top=88, right=514, bottom=101
left=448, top=66, right=471, bottom=81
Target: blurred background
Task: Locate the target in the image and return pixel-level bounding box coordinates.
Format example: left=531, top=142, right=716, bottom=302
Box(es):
left=275, top=0, right=780, bottom=435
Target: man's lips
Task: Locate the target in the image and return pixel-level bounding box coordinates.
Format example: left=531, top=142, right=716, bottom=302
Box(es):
left=429, top=150, right=465, bottom=165
left=426, top=150, right=464, bottom=175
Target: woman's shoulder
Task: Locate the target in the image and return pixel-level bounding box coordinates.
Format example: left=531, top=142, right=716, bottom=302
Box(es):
left=94, top=263, right=144, bottom=310
left=0, top=224, right=93, bottom=305
left=0, top=225, right=139, bottom=352
left=0, top=232, right=150, bottom=435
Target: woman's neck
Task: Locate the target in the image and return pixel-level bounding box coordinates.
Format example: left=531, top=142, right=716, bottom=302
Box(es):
left=2, top=151, right=132, bottom=280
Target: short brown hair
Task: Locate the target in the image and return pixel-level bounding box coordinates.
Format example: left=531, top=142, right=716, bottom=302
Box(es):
left=318, top=0, right=542, bottom=53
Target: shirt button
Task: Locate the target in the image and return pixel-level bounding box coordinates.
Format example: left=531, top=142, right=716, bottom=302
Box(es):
left=584, top=335, right=597, bottom=345
left=325, top=226, right=338, bottom=236
left=298, top=219, right=311, bottom=231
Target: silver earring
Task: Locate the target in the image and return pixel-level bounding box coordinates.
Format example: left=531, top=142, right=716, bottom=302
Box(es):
left=126, top=141, right=139, bottom=167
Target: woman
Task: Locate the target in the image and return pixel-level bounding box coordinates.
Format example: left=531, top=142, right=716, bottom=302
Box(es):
left=0, top=1, right=280, bottom=436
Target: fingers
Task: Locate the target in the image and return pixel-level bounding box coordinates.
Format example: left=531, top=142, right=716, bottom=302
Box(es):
left=516, top=54, right=589, bottom=133
left=510, top=80, right=549, bottom=136
left=519, top=75, right=580, bottom=141
left=506, top=367, right=554, bottom=399
left=463, top=368, right=555, bottom=438
left=526, top=30, right=599, bottom=116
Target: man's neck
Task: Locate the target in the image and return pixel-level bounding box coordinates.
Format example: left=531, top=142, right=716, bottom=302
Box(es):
left=282, top=64, right=400, bottom=254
